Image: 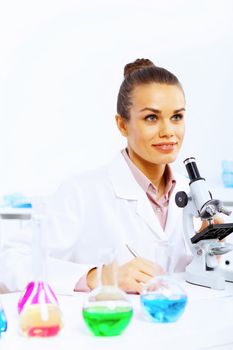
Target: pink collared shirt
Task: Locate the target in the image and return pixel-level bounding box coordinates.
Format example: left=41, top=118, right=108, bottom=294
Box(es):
left=122, top=149, right=176, bottom=230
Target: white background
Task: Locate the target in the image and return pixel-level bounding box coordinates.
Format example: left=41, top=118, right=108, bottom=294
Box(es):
left=0, top=0, right=233, bottom=196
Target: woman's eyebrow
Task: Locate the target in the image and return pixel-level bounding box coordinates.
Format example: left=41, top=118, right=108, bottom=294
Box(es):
left=174, top=108, right=186, bottom=113
left=139, top=107, right=186, bottom=113
left=140, top=107, right=161, bottom=113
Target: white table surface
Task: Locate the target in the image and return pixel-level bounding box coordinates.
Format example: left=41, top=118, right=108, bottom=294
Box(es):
left=1, top=277, right=233, bottom=350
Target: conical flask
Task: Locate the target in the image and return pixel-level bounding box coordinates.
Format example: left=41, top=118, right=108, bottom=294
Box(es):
left=18, top=213, right=63, bottom=337
left=82, top=254, right=133, bottom=336
left=0, top=300, right=7, bottom=335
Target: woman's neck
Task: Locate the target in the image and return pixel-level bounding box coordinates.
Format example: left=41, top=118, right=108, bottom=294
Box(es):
left=127, top=148, right=166, bottom=191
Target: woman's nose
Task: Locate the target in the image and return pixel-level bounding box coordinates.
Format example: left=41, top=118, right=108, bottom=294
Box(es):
left=158, top=121, right=174, bottom=138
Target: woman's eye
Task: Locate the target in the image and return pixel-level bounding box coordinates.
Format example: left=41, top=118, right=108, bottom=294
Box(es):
left=172, top=114, right=183, bottom=121
left=145, top=115, right=157, bottom=121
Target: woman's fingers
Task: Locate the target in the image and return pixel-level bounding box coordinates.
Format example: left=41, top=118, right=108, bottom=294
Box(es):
left=118, top=257, right=164, bottom=293
left=134, top=257, right=165, bottom=276
left=87, top=257, right=165, bottom=293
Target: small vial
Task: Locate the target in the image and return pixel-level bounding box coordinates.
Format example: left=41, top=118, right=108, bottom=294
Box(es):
left=0, top=302, right=7, bottom=335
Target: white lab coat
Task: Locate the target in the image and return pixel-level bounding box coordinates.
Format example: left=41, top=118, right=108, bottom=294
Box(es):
left=0, top=151, right=192, bottom=294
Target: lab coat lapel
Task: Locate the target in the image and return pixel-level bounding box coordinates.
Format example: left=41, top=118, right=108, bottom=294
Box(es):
left=164, top=192, right=182, bottom=238
left=108, top=152, right=164, bottom=239
left=164, top=173, right=188, bottom=238
left=136, top=194, right=164, bottom=239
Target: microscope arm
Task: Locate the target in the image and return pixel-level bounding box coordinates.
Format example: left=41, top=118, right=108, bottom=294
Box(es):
left=182, top=199, right=197, bottom=255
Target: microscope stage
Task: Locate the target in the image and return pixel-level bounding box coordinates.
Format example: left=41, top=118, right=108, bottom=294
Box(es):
left=191, top=223, right=233, bottom=243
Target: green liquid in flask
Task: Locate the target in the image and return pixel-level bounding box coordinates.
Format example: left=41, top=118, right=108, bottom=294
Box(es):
left=83, top=305, right=133, bottom=336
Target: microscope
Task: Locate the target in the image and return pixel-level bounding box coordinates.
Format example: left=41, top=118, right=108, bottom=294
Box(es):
left=175, top=157, right=233, bottom=290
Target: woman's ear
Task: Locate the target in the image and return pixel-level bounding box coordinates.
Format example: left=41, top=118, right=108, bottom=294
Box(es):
left=115, top=114, right=128, bottom=137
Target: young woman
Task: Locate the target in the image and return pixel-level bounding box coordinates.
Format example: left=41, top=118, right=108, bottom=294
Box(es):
left=86, top=58, right=189, bottom=293
left=0, top=59, right=195, bottom=294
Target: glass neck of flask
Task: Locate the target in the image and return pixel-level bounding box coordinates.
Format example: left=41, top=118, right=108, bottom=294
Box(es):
left=32, top=215, right=47, bottom=282
left=101, top=260, right=118, bottom=288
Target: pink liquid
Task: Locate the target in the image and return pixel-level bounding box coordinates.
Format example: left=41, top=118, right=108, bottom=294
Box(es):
left=19, top=304, right=62, bottom=337
left=27, top=325, right=60, bottom=337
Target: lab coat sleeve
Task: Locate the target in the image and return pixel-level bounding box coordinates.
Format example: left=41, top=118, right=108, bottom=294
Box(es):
left=0, top=244, right=94, bottom=295
left=0, top=179, right=94, bottom=295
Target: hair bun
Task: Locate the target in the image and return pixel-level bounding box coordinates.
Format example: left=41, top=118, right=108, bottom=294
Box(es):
left=124, top=58, right=155, bottom=78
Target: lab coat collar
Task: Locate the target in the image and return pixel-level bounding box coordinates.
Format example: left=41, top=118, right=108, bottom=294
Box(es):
left=108, top=152, right=164, bottom=238
left=108, top=152, right=187, bottom=240
left=108, top=152, right=142, bottom=200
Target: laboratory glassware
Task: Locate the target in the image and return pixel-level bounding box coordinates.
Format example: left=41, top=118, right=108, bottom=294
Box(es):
left=0, top=200, right=32, bottom=337
left=82, top=259, right=133, bottom=336
left=140, top=275, right=187, bottom=323
left=0, top=301, right=7, bottom=335
left=18, top=213, right=63, bottom=337
left=222, top=160, right=233, bottom=188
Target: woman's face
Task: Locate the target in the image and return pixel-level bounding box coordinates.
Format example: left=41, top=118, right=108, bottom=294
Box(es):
left=116, top=83, right=185, bottom=166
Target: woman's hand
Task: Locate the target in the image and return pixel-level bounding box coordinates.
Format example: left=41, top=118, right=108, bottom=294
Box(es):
left=199, top=216, right=224, bottom=231
left=117, top=257, right=165, bottom=294
left=87, top=257, right=165, bottom=294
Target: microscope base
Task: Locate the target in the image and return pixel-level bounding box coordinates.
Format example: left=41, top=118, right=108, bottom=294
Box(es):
left=185, top=270, right=225, bottom=290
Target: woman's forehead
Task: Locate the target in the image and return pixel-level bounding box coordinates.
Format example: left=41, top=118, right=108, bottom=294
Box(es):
left=130, top=83, right=185, bottom=110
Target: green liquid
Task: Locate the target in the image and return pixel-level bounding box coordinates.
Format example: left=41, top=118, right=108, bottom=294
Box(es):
left=82, top=306, right=133, bottom=336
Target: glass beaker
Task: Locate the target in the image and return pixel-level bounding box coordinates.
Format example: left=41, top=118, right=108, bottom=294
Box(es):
left=0, top=301, right=7, bottom=335
left=18, top=213, right=63, bottom=337
left=140, top=275, right=187, bottom=323
left=222, top=160, right=233, bottom=188
left=82, top=260, right=133, bottom=336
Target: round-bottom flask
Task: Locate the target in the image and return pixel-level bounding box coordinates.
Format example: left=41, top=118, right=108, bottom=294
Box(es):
left=82, top=259, right=133, bottom=336
left=140, top=275, right=187, bottom=323
left=83, top=285, right=133, bottom=336
left=18, top=281, right=63, bottom=337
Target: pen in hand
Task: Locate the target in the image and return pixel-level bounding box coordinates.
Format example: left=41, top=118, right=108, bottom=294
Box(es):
left=126, top=244, right=164, bottom=277
left=125, top=244, right=139, bottom=258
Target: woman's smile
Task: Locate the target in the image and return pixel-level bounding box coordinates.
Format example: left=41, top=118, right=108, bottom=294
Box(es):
left=152, top=142, right=178, bottom=153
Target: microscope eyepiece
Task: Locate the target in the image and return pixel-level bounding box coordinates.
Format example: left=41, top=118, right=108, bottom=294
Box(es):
left=184, top=157, right=203, bottom=182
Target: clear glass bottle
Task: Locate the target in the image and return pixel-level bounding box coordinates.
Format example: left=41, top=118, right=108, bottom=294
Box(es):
left=82, top=258, right=133, bottom=336
left=140, top=275, right=188, bottom=323
left=222, top=160, right=233, bottom=188
left=18, top=214, right=63, bottom=337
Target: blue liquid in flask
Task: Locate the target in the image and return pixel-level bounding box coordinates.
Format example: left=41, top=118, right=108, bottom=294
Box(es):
left=0, top=307, right=7, bottom=334
left=141, top=294, right=187, bottom=323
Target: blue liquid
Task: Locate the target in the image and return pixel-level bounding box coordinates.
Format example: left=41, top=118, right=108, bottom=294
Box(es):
left=141, top=294, right=187, bottom=323
left=222, top=172, right=233, bottom=188
left=0, top=308, right=7, bottom=334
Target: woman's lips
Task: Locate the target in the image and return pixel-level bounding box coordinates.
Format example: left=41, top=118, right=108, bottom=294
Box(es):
left=152, top=142, right=177, bottom=152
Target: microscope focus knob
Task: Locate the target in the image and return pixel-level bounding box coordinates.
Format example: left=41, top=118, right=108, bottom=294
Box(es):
left=175, top=191, right=189, bottom=208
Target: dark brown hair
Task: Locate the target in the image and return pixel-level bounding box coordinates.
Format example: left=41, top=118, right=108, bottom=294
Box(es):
left=117, top=58, right=183, bottom=120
